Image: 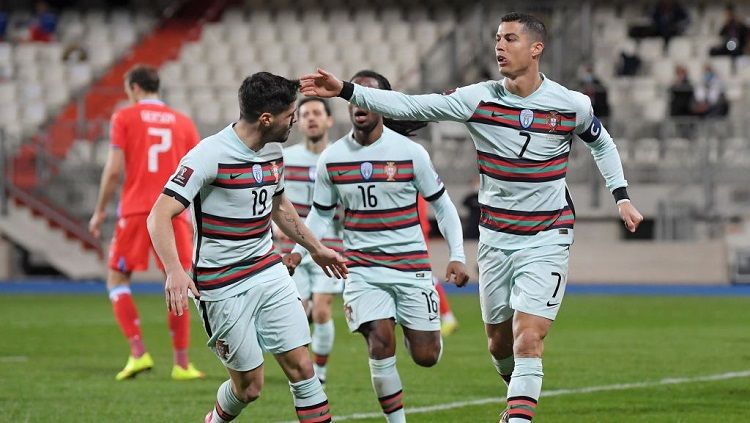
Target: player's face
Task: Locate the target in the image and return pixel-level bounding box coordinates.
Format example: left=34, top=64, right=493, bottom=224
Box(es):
left=349, top=76, right=381, bottom=132
left=298, top=100, right=333, bottom=142
left=495, top=21, right=542, bottom=78
left=268, top=103, right=297, bottom=143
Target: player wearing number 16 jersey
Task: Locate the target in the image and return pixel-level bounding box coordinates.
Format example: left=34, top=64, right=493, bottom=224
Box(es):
left=287, top=70, right=469, bottom=423
left=89, top=65, right=204, bottom=381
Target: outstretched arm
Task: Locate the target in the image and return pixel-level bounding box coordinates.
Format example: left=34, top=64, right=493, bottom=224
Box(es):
left=300, top=68, right=479, bottom=122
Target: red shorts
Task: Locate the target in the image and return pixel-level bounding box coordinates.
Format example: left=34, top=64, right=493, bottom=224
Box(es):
left=108, top=213, right=193, bottom=273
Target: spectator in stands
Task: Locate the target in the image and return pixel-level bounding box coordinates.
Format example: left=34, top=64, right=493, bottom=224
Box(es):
left=28, top=1, right=56, bottom=42
left=580, top=65, right=610, bottom=118
left=709, top=4, right=749, bottom=57
left=0, top=10, right=8, bottom=41
left=617, top=43, right=641, bottom=76
left=629, top=0, right=690, bottom=46
left=669, top=65, right=695, bottom=117
left=692, top=64, right=729, bottom=117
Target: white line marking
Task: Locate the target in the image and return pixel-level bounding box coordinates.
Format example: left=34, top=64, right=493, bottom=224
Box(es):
left=0, top=356, right=28, bottom=363
left=277, top=369, right=750, bottom=422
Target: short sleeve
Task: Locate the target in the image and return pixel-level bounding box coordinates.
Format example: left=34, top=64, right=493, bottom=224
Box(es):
left=412, top=144, right=445, bottom=202
left=109, top=110, right=127, bottom=149
left=162, top=146, right=216, bottom=208
left=312, top=154, right=339, bottom=210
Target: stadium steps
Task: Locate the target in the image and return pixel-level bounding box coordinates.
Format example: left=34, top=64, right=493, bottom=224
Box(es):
left=0, top=199, right=102, bottom=279
left=2, top=0, right=231, bottom=273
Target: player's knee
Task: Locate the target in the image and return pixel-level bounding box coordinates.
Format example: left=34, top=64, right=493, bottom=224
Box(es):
left=237, top=384, right=262, bottom=403
left=488, top=336, right=513, bottom=359
left=412, top=348, right=440, bottom=367
left=513, top=329, right=545, bottom=357
left=312, top=307, right=331, bottom=324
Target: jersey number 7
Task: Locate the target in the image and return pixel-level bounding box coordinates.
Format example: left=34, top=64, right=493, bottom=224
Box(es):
left=147, top=127, right=173, bottom=173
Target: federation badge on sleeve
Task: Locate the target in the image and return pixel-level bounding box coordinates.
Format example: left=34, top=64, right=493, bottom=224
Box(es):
left=519, top=109, right=534, bottom=129
left=171, top=165, right=194, bottom=187
left=385, top=161, right=397, bottom=181
left=252, top=164, right=264, bottom=184
left=360, top=162, right=373, bottom=180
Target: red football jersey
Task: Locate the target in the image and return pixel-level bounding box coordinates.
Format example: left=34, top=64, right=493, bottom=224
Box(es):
left=111, top=99, right=199, bottom=217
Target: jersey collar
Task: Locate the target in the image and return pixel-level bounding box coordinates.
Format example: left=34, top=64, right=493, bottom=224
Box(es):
left=138, top=99, right=165, bottom=106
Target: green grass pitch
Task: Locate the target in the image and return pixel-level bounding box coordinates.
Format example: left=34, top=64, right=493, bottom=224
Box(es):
left=1, top=293, right=749, bottom=422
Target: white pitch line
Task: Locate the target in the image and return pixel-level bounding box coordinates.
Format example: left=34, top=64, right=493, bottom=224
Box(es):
left=277, top=369, right=750, bottom=422
left=0, top=356, right=28, bottom=363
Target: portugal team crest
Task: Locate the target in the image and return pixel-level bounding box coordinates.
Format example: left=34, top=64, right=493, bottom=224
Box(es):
left=519, top=109, right=534, bottom=129
left=360, top=162, right=373, bottom=180
left=547, top=111, right=559, bottom=132
left=344, top=304, right=353, bottom=323
left=270, top=161, right=280, bottom=183
left=215, top=340, right=229, bottom=360
left=252, top=164, right=264, bottom=184
left=385, top=161, right=397, bottom=181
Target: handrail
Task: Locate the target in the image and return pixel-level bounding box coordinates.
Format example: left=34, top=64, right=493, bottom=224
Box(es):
left=3, top=182, right=103, bottom=257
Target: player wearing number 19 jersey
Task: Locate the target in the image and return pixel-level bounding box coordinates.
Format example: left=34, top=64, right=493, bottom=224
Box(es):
left=300, top=13, right=644, bottom=423
left=290, top=70, right=469, bottom=423
left=89, top=65, right=204, bottom=381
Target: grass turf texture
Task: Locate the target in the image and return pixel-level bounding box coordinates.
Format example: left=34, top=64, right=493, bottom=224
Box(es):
left=0, top=294, right=748, bottom=422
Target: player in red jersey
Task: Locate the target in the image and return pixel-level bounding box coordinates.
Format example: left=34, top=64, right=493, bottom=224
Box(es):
left=417, top=196, right=459, bottom=335
left=89, top=65, right=204, bottom=381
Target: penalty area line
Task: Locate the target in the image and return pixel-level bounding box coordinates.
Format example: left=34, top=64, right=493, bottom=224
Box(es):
left=276, top=369, right=750, bottom=422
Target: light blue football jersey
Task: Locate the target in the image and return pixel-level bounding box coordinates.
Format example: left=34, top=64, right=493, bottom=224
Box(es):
left=313, top=127, right=446, bottom=283
left=163, top=124, right=288, bottom=301
left=346, top=75, right=628, bottom=250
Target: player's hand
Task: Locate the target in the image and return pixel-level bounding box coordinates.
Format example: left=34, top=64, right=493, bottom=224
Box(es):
left=310, top=246, right=348, bottom=279
left=283, top=252, right=303, bottom=276
left=164, top=268, right=200, bottom=316
left=445, top=261, right=470, bottom=287
left=299, top=68, right=344, bottom=98
left=88, top=210, right=106, bottom=238
left=618, top=201, right=643, bottom=233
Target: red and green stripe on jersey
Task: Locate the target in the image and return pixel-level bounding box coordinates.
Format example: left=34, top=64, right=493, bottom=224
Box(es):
left=480, top=204, right=574, bottom=236
left=194, top=249, right=282, bottom=291
left=345, top=250, right=431, bottom=273
left=469, top=101, right=576, bottom=135
left=201, top=212, right=271, bottom=240
left=326, top=160, right=413, bottom=184
left=477, top=149, right=569, bottom=183
left=285, top=165, right=314, bottom=182
left=212, top=160, right=283, bottom=189
left=344, top=203, right=419, bottom=232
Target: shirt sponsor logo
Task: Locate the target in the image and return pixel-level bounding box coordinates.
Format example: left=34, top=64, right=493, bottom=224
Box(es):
left=252, top=164, right=264, bottom=184
left=385, top=161, right=397, bottom=181
left=360, top=162, right=374, bottom=180
left=171, top=165, right=194, bottom=187
left=519, top=109, right=534, bottom=129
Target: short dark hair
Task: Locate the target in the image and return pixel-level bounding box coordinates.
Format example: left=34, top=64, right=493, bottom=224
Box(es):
left=500, top=12, right=547, bottom=44
left=125, top=64, right=159, bottom=93
left=297, top=97, right=331, bottom=116
left=350, top=70, right=427, bottom=137
left=238, top=72, right=300, bottom=122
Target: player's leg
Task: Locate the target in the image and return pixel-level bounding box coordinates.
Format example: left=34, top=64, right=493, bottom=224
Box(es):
left=155, top=215, right=204, bottom=379
left=395, top=280, right=442, bottom=367
left=345, top=280, right=404, bottom=423
left=477, top=243, right=516, bottom=422
left=309, top=264, right=344, bottom=384
left=259, top=276, right=331, bottom=422
left=199, top=290, right=265, bottom=422
left=433, top=278, right=458, bottom=335
left=504, top=245, right=570, bottom=423
left=310, top=292, right=335, bottom=383
left=107, top=216, right=153, bottom=380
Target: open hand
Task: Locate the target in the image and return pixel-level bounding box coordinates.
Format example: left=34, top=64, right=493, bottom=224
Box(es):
left=310, top=246, right=348, bottom=279
left=299, top=68, right=344, bottom=98
left=165, top=268, right=200, bottom=316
